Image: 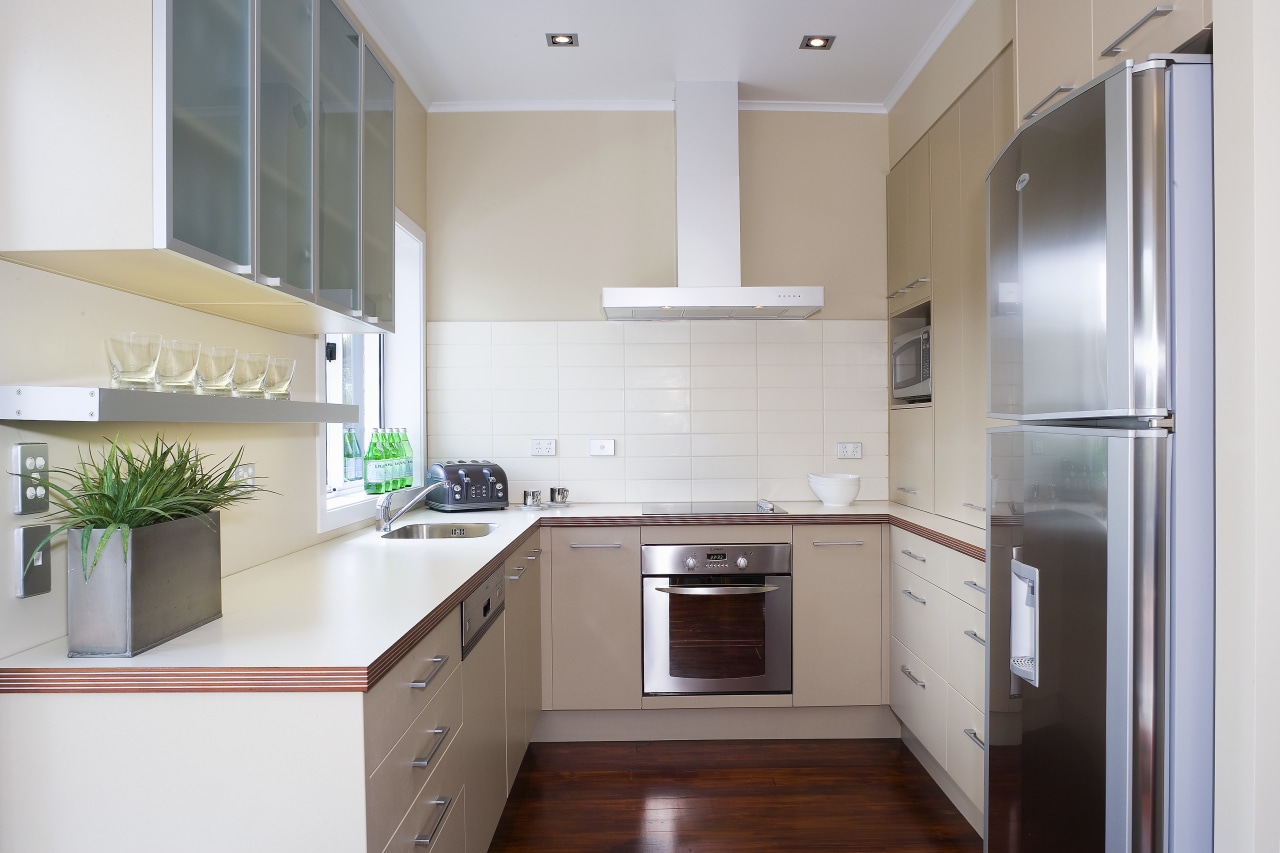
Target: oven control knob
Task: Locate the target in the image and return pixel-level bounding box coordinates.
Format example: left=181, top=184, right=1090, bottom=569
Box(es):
left=684, top=556, right=697, bottom=570
left=736, top=557, right=749, bottom=569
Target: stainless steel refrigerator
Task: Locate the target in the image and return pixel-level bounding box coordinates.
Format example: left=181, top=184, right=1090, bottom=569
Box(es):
left=984, top=57, right=1214, bottom=853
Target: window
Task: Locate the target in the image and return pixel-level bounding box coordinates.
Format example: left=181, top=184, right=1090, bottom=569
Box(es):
left=318, top=211, right=425, bottom=532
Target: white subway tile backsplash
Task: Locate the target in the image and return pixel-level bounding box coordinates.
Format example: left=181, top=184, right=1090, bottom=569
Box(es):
left=427, top=344, right=491, bottom=368
left=625, top=434, right=691, bottom=457
left=691, top=342, right=756, bottom=365
left=427, top=388, right=493, bottom=413
left=758, top=455, right=825, bottom=480
left=626, top=456, right=691, bottom=480
left=626, top=411, right=693, bottom=435
left=757, top=342, right=822, bottom=366
left=822, top=387, right=889, bottom=411
left=757, top=365, right=821, bottom=388
left=823, top=409, right=889, bottom=432
left=692, top=433, right=758, bottom=457
left=493, top=412, right=558, bottom=435
left=493, top=388, right=560, bottom=414
left=492, top=435, right=537, bottom=457
left=560, top=456, right=627, bottom=480
left=425, top=435, right=492, bottom=460
left=692, top=410, right=757, bottom=434
left=491, top=365, right=558, bottom=390
left=493, top=343, right=558, bottom=367
left=499, top=322, right=558, bottom=344
left=559, top=343, right=624, bottom=367
left=559, top=389, right=625, bottom=413
left=823, top=342, right=888, bottom=366
left=823, top=364, right=888, bottom=389
left=624, top=366, right=690, bottom=389
left=691, top=388, right=757, bottom=411
left=625, top=389, right=690, bottom=412
left=557, top=412, right=626, bottom=433
left=758, top=432, right=823, bottom=456
left=758, top=477, right=818, bottom=502
left=691, top=365, right=757, bottom=388
left=625, top=479, right=693, bottom=503
left=427, top=366, right=493, bottom=390
left=693, top=456, right=758, bottom=479
left=557, top=321, right=624, bottom=345
left=558, top=479, right=627, bottom=503
left=495, top=457, right=560, bottom=480
left=625, top=343, right=691, bottom=367
left=625, top=322, right=690, bottom=344
left=759, top=387, right=824, bottom=411
left=558, top=365, right=625, bottom=389
left=427, top=410, right=494, bottom=436
left=691, top=479, right=758, bottom=501
left=427, top=321, right=491, bottom=346
left=825, top=455, right=889, bottom=478
left=758, top=409, right=820, bottom=433
left=690, top=321, right=756, bottom=343
left=822, top=320, right=888, bottom=343
left=757, top=320, right=822, bottom=344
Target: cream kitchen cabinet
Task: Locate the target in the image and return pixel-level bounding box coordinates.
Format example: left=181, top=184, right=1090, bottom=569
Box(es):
left=889, top=406, right=935, bottom=512
left=886, top=137, right=932, bottom=313
left=462, top=609, right=508, bottom=853
left=1091, top=0, right=1211, bottom=78
left=792, top=526, right=884, bottom=707
left=549, top=526, right=643, bottom=710
left=0, top=0, right=392, bottom=335
left=504, top=534, right=543, bottom=791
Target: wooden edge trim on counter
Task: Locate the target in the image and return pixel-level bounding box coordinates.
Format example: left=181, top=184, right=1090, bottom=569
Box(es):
left=0, top=513, right=986, bottom=694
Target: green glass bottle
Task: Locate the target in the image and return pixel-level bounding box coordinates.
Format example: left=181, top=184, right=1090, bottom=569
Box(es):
left=363, top=428, right=385, bottom=495
left=342, top=427, right=362, bottom=482
left=400, top=428, right=414, bottom=489
left=387, top=428, right=404, bottom=491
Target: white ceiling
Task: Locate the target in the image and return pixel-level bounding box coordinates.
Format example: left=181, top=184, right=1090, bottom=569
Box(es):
left=343, top=0, right=976, bottom=112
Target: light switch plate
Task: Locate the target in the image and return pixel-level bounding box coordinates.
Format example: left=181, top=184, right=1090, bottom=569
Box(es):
left=12, top=442, right=50, bottom=514
left=15, top=524, right=52, bottom=598
left=589, top=439, right=616, bottom=456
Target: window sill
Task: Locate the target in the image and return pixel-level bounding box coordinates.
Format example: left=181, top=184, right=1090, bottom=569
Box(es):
left=319, top=488, right=377, bottom=534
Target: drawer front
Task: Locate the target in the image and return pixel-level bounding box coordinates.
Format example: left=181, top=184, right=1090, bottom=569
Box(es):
left=890, top=564, right=949, bottom=675
left=946, top=595, right=987, bottom=712
left=365, top=609, right=462, bottom=775
left=947, top=552, right=987, bottom=612
left=890, top=637, right=947, bottom=764
left=381, top=739, right=466, bottom=853
left=946, top=685, right=986, bottom=811
left=889, top=526, right=949, bottom=589
left=367, top=666, right=464, bottom=851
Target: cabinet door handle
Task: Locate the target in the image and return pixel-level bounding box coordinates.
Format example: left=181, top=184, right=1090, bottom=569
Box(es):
left=812, top=541, right=864, bottom=547
left=409, top=655, right=449, bottom=690
left=1023, top=85, right=1074, bottom=121
left=886, top=289, right=908, bottom=298
left=901, top=589, right=927, bottom=605
left=905, top=277, right=930, bottom=289
left=900, top=665, right=926, bottom=689
left=897, top=487, right=919, bottom=495
left=529, top=548, right=542, bottom=554
left=964, top=629, right=987, bottom=647
left=411, top=726, right=451, bottom=769
left=963, top=579, right=987, bottom=594
left=507, top=566, right=527, bottom=581
left=569, top=543, right=622, bottom=549
left=963, top=727, right=986, bottom=750
left=962, top=502, right=987, bottom=512
left=900, top=549, right=926, bottom=562
left=413, top=797, right=453, bottom=847
left=1100, top=5, right=1173, bottom=56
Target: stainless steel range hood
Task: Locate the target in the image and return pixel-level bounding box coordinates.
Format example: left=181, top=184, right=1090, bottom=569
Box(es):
left=602, top=82, right=824, bottom=320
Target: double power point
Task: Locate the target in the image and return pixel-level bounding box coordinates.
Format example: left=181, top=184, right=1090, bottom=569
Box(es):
left=836, top=442, right=863, bottom=459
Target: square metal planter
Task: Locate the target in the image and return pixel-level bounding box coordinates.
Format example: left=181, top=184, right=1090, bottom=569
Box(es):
left=66, top=512, right=222, bottom=657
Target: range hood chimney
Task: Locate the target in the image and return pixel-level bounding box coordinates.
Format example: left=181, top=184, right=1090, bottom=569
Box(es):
left=602, top=81, right=824, bottom=320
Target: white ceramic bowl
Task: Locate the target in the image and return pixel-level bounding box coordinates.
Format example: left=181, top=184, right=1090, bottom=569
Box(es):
left=807, top=473, right=862, bottom=506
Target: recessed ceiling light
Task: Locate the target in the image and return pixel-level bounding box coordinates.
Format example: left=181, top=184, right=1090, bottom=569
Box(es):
left=800, top=35, right=836, bottom=50
left=546, top=33, right=578, bottom=47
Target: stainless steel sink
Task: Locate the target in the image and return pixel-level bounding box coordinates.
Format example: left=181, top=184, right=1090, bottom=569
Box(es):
left=381, top=522, right=500, bottom=540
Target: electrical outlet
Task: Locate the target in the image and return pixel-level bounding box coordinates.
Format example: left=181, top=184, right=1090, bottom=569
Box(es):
left=530, top=439, right=556, bottom=457
left=15, top=524, right=51, bottom=598
left=589, top=439, right=615, bottom=456
left=11, top=442, right=50, bottom=515
left=230, top=463, right=256, bottom=487
left=836, top=442, right=863, bottom=459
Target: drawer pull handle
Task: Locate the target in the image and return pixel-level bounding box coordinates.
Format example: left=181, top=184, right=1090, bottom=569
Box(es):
left=508, top=566, right=528, bottom=581
left=812, top=541, right=864, bottom=547
left=529, top=548, right=542, bottom=554
left=963, top=727, right=986, bottom=750
left=410, top=656, right=450, bottom=690
left=569, top=543, right=622, bottom=549
left=901, top=589, right=927, bottom=605
left=963, top=579, right=987, bottom=594
left=900, top=549, right=926, bottom=562
left=413, top=796, right=453, bottom=847
left=897, top=487, right=919, bottom=494
left=964, top=629, right=987, bottom=647
left=900, top=665, right=926, bottom=689
left=1022, top=85, right=1074, bottom=121
left=1100, top=5, right=1173, bottom=56
left=411, top=726, right=451, bottom=770
left=962, top=502, right=987, bottom=512
left=526, top=554, right=538, bottom=560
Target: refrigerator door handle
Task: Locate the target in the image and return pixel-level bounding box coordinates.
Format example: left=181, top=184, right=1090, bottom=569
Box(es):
left=1010, top=556, right=1041, bottom=687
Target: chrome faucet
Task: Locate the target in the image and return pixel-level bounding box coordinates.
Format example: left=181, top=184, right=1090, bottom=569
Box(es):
left=375, top=480, right=449, bottom=533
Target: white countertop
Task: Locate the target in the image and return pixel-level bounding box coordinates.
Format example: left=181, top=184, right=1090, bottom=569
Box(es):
left=0, top=501, right=984, bottom=680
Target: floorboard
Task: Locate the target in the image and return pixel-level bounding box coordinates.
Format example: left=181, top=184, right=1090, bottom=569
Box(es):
left=489, top=739, right=982, bottom=852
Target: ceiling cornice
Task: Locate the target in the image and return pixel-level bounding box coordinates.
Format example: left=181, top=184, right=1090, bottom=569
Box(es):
left=883, top=0, right=978, bottom=111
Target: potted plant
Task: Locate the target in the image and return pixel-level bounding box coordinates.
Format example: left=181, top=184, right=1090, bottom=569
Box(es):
left=24, top=435, right=263, bottom=657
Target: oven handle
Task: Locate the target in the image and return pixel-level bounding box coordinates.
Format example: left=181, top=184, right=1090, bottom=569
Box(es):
left=655, top=585, right=781, bottom=596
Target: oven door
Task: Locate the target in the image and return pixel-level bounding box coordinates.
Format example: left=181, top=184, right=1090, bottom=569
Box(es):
left=642, top=574, right=792, bottom=695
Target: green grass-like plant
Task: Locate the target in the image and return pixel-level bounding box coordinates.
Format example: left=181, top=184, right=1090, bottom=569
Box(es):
left=23, top=436, right=264, bottom=582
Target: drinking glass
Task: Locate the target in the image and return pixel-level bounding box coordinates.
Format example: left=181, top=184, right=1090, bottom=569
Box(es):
left=231, top=352, right=270, bottom=397
left=155, top=339, right=201, bottom=393
left=197, top=346, right=238, bottom=396
left=263, top=356, right=296, bottom=400
left=105, top=332, right=163, bottom=389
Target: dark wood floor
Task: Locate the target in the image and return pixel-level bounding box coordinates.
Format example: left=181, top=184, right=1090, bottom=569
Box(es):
left=489, top=739, right=982, bottom=852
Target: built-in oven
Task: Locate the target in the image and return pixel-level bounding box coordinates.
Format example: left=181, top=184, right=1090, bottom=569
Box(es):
left=641, top=543, right=792, bottom=696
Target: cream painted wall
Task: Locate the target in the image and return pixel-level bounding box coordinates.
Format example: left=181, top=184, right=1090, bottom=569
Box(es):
left=739, top=112, right=889, bottom=319
left=1212, top=0, right=1280, bottom=849
left=888, top=0, right=1014, bottom=165
left=425, top=110, right=890, bottom=321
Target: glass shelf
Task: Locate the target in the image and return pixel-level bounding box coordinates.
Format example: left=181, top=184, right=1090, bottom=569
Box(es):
left=0, top=386, right=358, bottom=424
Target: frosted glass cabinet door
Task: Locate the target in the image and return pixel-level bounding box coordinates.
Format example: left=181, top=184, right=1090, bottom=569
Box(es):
left=257, top=0, right=314, bottom=295
left=169, top=0, right=253, bottom=273
left=316, top=0, right=361, bottom=313
left=361, top=48, right=395, bottom=328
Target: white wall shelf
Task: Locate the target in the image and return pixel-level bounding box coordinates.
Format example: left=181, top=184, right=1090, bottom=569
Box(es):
left=0, top=386, right=358, bottom=424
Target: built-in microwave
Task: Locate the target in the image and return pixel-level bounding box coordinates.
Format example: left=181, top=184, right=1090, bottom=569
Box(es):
left=891, top=326, right=931, bottom=402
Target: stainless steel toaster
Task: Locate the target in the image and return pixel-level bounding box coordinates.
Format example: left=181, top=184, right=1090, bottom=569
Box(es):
left=423, top=461, right=509, bottom=511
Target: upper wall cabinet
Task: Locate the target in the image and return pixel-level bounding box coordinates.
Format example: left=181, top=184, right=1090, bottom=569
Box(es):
left=1015, top=0, right=1211, bottom=124
left=0, top=0, right=394, bottom=335
left=886, top=137, right=932, bottom=314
